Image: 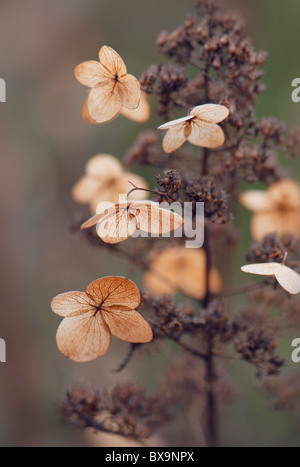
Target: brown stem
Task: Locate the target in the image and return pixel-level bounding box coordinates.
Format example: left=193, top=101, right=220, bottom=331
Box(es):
left=205, top=335, right=218, bottom=447
left=201, top=140, right=219, bottom=446
left=213, top=280, right=265, bottom=298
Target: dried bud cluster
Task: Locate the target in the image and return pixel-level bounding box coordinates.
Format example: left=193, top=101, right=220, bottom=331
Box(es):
left=233, top=310, right=285, bottom=377
left=183, top=176, right=231, bottom=223
left=140, top=64, right=188, bottom=119
left=245, top=234, right=298, bottom=266
left=150, top=296, right=199, bottom=340
left=60, top=383, right=171, bottom=439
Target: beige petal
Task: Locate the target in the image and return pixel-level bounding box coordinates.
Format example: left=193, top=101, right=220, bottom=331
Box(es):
left=190, top=104, right=229, bottom=123
left=82, top=99, right=98, bottom=124
left=268, top=179, right=300, bottom=210
left=275, top=265, right=300, bottom=295
left=90, top=187, right=127, bottom=213
left=51, top=291, right=95, bottom=317
left=85, top=154, right=123, bottom=179
left=72, top=176, right=100, bottom=204
left=96, top=205, right=137, bottom=243
left=241, top=263, right=278, bottom=277
left=239, top=190, right=274, bottom=213
left=120, top=93, right=150, bottom=123
left=74, top=61, right=107, bottom=88
left=102, top=309, right=153, bottom=343
left=80, top=209, right=109, bottom=230
left=132, top=201, right=184, bottom=234
left=162, top=125, right=187, bottom=154
left=251, top=211, right=300, bottom=240
left=56, top=312, right=111, bottom=362
left=98, top=46, right=127, bottom=77
left=118, top=74, right=141, bottom=109
left=87, top=83, right=122, bottom=124
left=85, top=276, right=141, bottom=309
left=188, top=120, right=225, bottom=148
left=158, top=115, right=194, bottom=130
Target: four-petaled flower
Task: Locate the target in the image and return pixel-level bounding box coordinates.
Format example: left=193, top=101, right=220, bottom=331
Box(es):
left=81, top=200, right=184, bottom=244
left=158, top=104, right=229, bottom=154
left=51, top=277, right=153, bottom=362
left=144, top=246, right=222, bottom=300
left=74, top=46, right=141, bottom=124
left=72, top=154, right=148, bottom=213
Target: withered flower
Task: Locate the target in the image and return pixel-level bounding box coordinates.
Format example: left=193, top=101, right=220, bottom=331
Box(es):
left=74, top=46, right=140, bottom=124
left=51, top=277, right=153, bottom=362
left=81, top=201, right=184, bottom=244
left=144, top=246, right=222, bottom=300
left=72, top=154, right=148, bottom=213
left=158, top=104, right=229, bottom=153
left=241, top=262, right=300, bottom=295
left=240, top=179, right=300, bottom=240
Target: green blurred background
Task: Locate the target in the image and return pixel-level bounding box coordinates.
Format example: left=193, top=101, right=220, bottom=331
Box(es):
left=0, top=0, right=299, bottom=447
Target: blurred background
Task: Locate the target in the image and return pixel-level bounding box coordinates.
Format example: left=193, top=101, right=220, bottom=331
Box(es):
left=0, top=0, right=299, bottom=447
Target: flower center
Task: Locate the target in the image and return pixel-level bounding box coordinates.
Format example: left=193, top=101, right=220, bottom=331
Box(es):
left=184, top=120, right=193, bottom=138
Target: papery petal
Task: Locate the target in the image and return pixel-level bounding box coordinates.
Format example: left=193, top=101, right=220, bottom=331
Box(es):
left=85, top=276, right=141, bottom=309
left=241, top=263, right=278, bottom=277
left=188, top=121, right=225, bottom=148
left=158, top=115, right=194, bottom=130
left=96, top=205, right=137, bottom=243
left=162, top=125, right=187, bottom=153
left=82, top=99, right=98, bottom=124
left=74, top=61, right=108, bottom=88
left=121, top=93, right=150, bottom=123
left=99, top=46, right=127, bottom=77
left=268, top=179, right=300, bottom=210
left=102, top=309, right=153, bottom=343
left=56, top=312, right=111, bottom=362
left=118, top=74, right=140, bottom=109
left=51, top=292, right=95, bottom=317
left=251, top=211, right=300, bottom=240
left=72, top=176, right=101, bottom=204
left=275, top=266, right=300, bottom=295
left=132, top=201, right=184, bottom=234
left=87, top=83, right=122, bottom=124
left=190, top=104, right=229, bottom=123
left=239, top=190, right=273, bottom=213
left=85, top=154, right=123, bottom=179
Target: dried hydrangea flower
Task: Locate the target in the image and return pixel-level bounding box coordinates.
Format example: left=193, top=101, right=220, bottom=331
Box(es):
left=82, top=91, right=150, bottom=124
left=239, top=179, right=300, bottom=240
left=72, top=154, right=148, bottom=213
left=144, top=246, right=222, bottom=300
left=74, top=46, right=141, bottom=124
left=241, top=262, right=300, bottom=295
left=81, top=200, right=184, bottom=244
left=158, top=104, right=229, bottom=153
left=51, top=277, right=153, bottom=362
